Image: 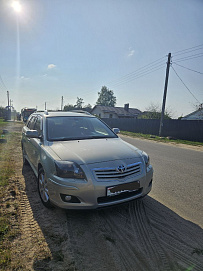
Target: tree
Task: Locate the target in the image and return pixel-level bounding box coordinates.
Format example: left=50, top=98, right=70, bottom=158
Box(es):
left=63, top=98, right=92, bottom=112
left=63, top=104, right=75, bottom=111
left=96, top=86, right=116, bottom=107
left=83, top=103, right=92, bottom=113
left=74, top=97, right=84, bottom=109
left=138, top=103, right=173, bottom=119
left=0, top=106, right=6, bottom=118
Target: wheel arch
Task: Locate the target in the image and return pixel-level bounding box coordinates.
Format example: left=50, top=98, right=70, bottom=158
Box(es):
left=38, top=163, right=43, bottom=176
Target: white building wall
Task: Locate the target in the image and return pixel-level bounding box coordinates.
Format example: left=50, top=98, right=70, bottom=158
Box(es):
left=91, top=108, right=118, bottom=118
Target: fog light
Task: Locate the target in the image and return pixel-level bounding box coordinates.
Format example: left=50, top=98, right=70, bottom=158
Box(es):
left=65, top=195, right=72, bottom=202
left=60, top=193, right=81, bottom=203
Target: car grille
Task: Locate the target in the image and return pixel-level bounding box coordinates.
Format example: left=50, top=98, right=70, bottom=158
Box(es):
left=93, top=162, right=142, bottom=181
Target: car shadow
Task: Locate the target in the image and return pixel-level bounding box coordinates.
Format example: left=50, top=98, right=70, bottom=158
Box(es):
left=22, top=164, right=203, bottom=271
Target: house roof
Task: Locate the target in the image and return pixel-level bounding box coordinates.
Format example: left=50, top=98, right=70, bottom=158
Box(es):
left=182, top=108, right=203, bottom=120
left=91, top=105, right=141, bottom=117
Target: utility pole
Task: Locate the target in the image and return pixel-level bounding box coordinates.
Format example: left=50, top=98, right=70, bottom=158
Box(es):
left=6, top=91, right=11, bottom=120
left=159, top=53, right=171, bottom=137
left=7, top=91, right=10, bottom=108
left=45, top=102, right=46, bottom=110
left=61, top=96, right=64, bottom=111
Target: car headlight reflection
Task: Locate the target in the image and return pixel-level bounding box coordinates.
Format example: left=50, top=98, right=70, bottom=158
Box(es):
left=55, top=161, right=86, bottom=179
left=142, top=151, right=150, bottom=168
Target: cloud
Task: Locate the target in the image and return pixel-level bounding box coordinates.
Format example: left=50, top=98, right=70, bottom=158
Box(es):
left=128, top=48, right=135, bottom=57
left=47, top=64, right=56, bottom=69
left=20, top=76, right=29, bottom=80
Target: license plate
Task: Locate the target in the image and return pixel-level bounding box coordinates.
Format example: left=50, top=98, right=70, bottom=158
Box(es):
left=107, top=181, right=140, bottom=197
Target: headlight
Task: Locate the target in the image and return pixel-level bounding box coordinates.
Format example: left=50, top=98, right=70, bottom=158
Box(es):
left=142, top=151, right=150, bottom=168
left=55, top=161, right=86, bottom=179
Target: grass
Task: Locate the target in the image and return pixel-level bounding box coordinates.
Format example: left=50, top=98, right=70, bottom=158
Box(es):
left=120, top=131, right=203, bottom=147
left=0, top=135, right=15, bottom=187
left=0, top=118, right=6, bottom=127
left=0, top=128, right=20, bottom=269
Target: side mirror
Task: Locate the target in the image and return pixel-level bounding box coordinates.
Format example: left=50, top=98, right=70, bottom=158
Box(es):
left=26, top=130, right=41, bottom=139
left=112, top=128, right=120, bottom=134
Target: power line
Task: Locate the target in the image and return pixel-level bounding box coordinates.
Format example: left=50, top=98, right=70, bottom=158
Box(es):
left=109, top=64, right=165, bottom=89
left=80, top=56, right=167, bottom=97
left=173, top=62, right=203, bottom=75
left=0, top=75, right=9, bottom=92
left=0, top=84, right=6, bottom=94
left=107, top=56, right=166, bottom=86
left=109, top=62, right=165, bottom=87
left=173, top=53, right=203, bottom=63
left=171, top=66, right=201, bottom=104
left=172, top=44, right=203, bottom=56
left=172, top=46, right=203, bottom=57
left=82, top=50, right=202, bottom=98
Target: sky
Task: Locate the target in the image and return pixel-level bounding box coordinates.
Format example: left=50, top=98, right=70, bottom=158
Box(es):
left=0, top=0, right=202, bottom=118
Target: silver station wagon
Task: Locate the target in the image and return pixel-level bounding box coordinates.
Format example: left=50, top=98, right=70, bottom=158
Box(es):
left=21, top=111, right=153, bottom=209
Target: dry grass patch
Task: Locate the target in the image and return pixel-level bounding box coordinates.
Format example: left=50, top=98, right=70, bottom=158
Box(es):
left=0, top=131, right=21, bottom=270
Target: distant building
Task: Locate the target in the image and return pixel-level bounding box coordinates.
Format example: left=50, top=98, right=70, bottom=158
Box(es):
left=91, top=104, right=141, bottom=119
left=181, top=107, right=203, bottom=120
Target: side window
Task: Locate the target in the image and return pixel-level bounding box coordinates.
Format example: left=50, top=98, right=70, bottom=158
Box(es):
left=27, top=116, right=36, bottom=130
left=34, top=116, right=43, bottom=136
left=26, top=115, right=32, bottom=127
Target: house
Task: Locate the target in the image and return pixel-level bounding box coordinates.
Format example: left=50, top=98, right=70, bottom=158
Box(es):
left=181, top=107, right=203, bottom=120
left=91, top=104, right=141, bottom=119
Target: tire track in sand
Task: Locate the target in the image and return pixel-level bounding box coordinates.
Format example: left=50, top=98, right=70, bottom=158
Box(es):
left=66, top=199, right=175, bottom=271
left=144, top=197, right=203, bottom=271
left=98, top=199, right=176, bottom=271
left=66, top=210, right=121, bottom=271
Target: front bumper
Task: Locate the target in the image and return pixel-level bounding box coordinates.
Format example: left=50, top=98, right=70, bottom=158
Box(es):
left=47, top=165, right=153, bottom=209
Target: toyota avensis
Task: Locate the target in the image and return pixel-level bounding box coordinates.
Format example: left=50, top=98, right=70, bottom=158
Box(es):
left=21, top=111, right=153, bottom=209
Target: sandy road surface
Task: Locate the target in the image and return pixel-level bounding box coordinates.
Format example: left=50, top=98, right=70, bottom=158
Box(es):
left=2, top=122, right=203, bottom=270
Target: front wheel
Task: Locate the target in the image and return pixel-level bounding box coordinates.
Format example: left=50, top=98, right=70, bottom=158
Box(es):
left=38, top=168, right=53, bottom=208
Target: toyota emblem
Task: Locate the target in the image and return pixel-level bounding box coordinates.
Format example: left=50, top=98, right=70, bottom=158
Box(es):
left=116, top=165, right=126, bottom=173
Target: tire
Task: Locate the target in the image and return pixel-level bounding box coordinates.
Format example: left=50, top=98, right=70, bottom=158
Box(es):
left=22, top=146, right=29, bottom=165
left=38, top=168, right=53, bottom=208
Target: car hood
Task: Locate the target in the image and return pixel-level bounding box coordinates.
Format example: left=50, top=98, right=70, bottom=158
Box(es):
left=49, top=138, right=142, bottom=165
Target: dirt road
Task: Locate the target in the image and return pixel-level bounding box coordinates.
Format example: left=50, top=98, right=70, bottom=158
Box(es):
left=2, top=122, right=203, bottom=270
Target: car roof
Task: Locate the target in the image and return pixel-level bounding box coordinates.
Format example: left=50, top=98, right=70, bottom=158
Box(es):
left=33, top=111, right=94, bottom=118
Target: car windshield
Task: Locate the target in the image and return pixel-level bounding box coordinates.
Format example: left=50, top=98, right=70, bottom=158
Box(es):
left=46, top=116, right=117, bottom=141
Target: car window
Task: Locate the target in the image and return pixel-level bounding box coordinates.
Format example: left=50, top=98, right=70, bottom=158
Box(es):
left=91, top=118, right=110, bottom=135
left=46, top=116, right=117, bottom=141
left=34, top=116, right=43, bottom=136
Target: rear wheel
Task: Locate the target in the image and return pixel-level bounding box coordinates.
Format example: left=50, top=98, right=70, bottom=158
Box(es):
left=38, top=168, right=53, bottom=208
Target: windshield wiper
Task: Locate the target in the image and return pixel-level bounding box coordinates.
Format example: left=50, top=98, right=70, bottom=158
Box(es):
left=48, top=137, right=75, bottom=141
left=84, top=135, right=116, bottom=139
left=49, top=135, right=115, bottom=141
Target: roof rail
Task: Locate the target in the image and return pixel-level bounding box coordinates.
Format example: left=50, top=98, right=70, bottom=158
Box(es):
left=70, top=110, right=91, bottom=115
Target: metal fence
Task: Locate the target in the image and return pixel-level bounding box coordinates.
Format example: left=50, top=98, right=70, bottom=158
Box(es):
left=102, top=118, right=203, bottom=143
